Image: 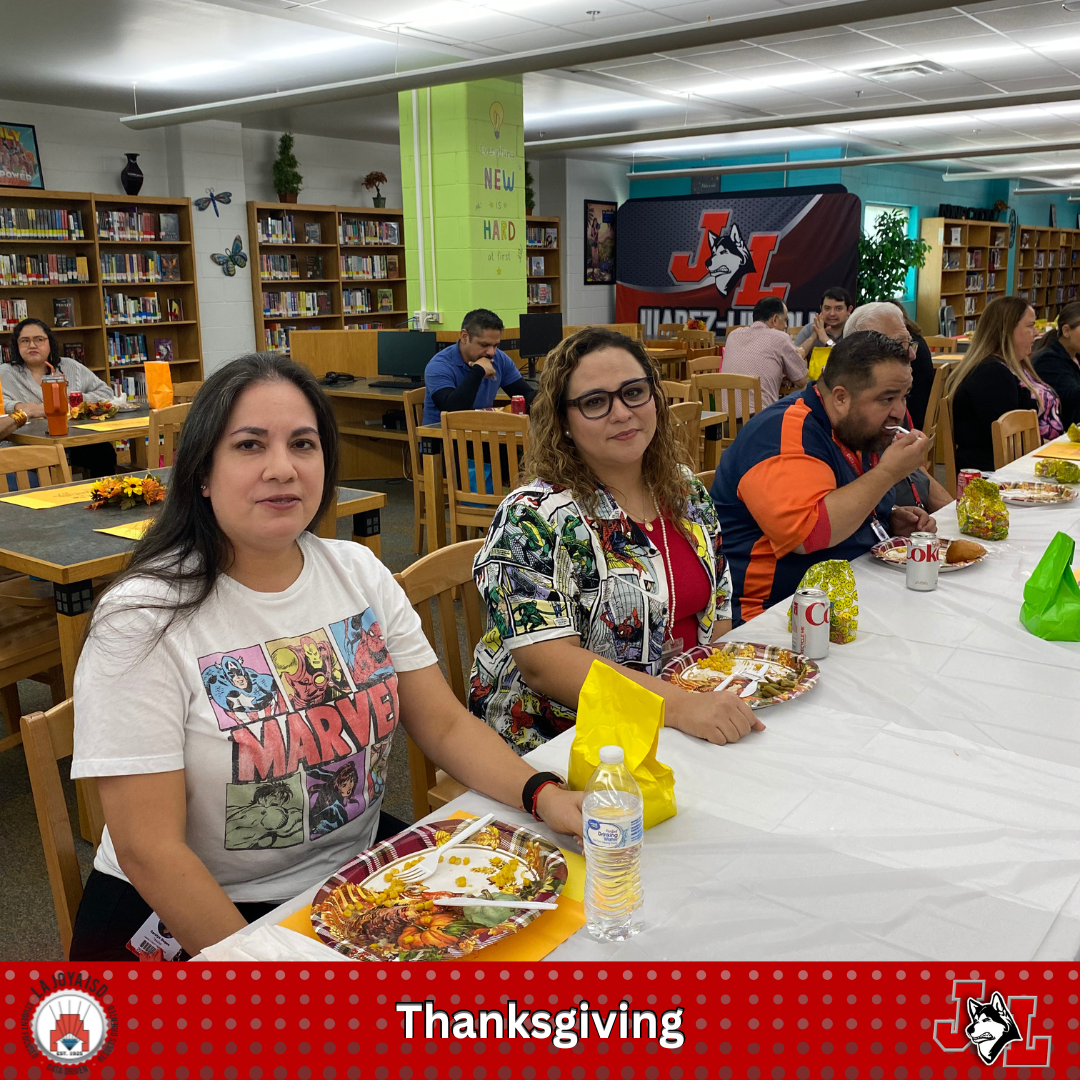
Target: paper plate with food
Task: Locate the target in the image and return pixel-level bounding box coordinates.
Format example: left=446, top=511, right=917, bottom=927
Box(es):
left=661, top=642, right=819, bottom=709
left=997, top=480, right=1078, bottom=506
left=872, top=536, right=987, bottom=572
left=310, top=818, right=567, bottom=961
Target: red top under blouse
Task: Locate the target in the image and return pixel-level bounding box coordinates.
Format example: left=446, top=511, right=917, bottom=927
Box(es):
left=647, top=517, right=712, bottom=651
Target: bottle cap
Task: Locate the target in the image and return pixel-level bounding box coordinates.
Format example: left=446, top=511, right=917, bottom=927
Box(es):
left=599, top=745, right=624, bottom=764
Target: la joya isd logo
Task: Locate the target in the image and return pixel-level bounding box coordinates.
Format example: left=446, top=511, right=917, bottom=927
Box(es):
left=28, top=988, right=110, bottom=1067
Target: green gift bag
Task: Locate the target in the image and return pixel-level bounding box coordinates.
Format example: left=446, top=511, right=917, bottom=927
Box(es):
left=1019, top=531, right=1080, bottom=641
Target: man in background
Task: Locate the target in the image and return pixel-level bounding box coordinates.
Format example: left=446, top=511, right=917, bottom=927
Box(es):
left=795, top=286, right=854, bottom=360
left=721, top=296, right=807, bottom=410
left=422, top=309, right=535, bottom=425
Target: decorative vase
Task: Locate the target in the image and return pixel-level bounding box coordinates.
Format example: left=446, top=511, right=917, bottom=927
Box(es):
left=278, top=192, right=298, bottom=204
left=373, top=196, right=386, bottom=208
left=120, top=154, right=144, bottom=196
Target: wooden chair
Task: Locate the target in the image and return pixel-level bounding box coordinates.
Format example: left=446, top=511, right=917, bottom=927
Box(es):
left=991, top=409, right=1040, bottom=470
left=656, top=323, right=682, bottom=340
left=172, top=380, right=203, bottom=403
left=691, top=373, right=763, bottom=452
left=148, top=402, right=192, bottom=468
left=676, top=328, right=715, bottom=348
left=21, top=698, right=105, bottom=958
left=688, top=353, right=723, bottom=377
left=920, top=363, right=947, bottom=462
left=393, top=539, right=486, bottom=818
left=403, top=386, right=445, bottom=555
left=669, top=400, right=703, bottom=470
left=937, top=393, right=958, bottom=500
left=924, top=336, right=958, bottom=353
left=441, top=410, right=529, bottom=543
left=694, top=469, right=715, bottom=491
left=0, top=443, right=72, bottom=493
left=661, top=380, right=692, bottom=404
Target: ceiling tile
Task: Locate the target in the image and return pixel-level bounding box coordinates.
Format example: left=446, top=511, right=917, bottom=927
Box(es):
left=855, top=17, right=998, bottom=48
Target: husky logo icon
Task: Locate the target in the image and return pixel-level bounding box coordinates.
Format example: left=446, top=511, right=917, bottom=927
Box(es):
left=705, top=223, right=755, bottom=296
left=965, top=993, right=1023, bottom=1065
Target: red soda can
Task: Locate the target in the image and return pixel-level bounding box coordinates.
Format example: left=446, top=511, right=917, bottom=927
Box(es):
left=68, top=391, right=84, bottom=408
left=510, top=395, right=526, bottom=415
left=791, top=587, right=830, bottom=659
left=905, top=531, right=940, bottom=592
left=956, top=469, right=981, bottom=502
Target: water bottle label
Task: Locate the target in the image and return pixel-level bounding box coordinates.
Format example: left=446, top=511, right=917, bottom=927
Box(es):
left=584, top=815, right=643, bottom=849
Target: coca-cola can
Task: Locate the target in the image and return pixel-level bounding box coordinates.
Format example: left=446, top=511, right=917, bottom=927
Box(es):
left=510, top=395, right=526, bottom=415
left=956, top=469, right=981, bottom=502
left=791, top=587, right=830, bottom=659
left=905, top=531, right=940, bottom=592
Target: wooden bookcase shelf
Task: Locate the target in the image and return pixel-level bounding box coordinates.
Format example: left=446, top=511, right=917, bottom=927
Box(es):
left=0, top=188, right=204, bottom=385
left=1010, top=226, right=1080, bottom=320
left=247, top=202, right=407, bottom=355
left=526, top=214, right=561, bottom=313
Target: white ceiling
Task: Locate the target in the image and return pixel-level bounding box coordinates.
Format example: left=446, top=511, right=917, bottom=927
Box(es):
left=3, top=0, right=1080, bottom=183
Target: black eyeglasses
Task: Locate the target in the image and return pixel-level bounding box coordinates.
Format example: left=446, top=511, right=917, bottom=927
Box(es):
left=565, top=377, right=655, bottom=420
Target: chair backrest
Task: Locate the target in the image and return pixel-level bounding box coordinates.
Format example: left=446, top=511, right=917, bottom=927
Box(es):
left=694, top=469, right=716, bottom=491
left=441, top=410, right=530, bottom=535
left=691, top=373, right=763, bottom=444
left=656, top=323, right=682, bottom=339
left=21, top=698, right=104, bottom=959
left=924, top=335, right=957, bottom=353
left=0, top=444, right=72, bottom=492
left=991, top=409, right=1040, bottom=470
left=394, top=538, right=485, bottom=818
left=676, top=328, right=715, bottom=347
left=661, top=379, right=692, bottom=404
left=562, top=323, right=644, bottom=341
left=402, top=386, right=426, bottom=484
left=937, top=392, right=957, bottom=500
left=920, top=363, right=947, bottom=458
left=148, top=401, right=192, bottom=469
left=668, top=400, right=703, bottom=469
left=687, top=354, right=722, bottom=376
left=172, top=380, right=203, bottom=403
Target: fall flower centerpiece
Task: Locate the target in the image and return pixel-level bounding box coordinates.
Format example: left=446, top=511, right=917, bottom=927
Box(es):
left=69, top=400, right=118, bottom=421
left=685, top=318, right=708, bottom=331
left=87, top=474, right=167, bottom=511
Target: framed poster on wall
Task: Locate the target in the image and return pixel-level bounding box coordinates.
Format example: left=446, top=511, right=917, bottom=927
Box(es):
left=584, top=199, right=616, bottom=284
left=0, top=123, right=44, bottom=189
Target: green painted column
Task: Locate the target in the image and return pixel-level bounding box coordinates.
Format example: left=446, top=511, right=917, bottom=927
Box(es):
left=399, top=77, right=526, bottom=330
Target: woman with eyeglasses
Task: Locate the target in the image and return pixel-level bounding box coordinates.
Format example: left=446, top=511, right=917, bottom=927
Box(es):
left=469, top=327, right=763, bottom=756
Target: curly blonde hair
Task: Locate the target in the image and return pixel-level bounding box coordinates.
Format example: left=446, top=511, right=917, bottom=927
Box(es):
left=522, top=327, right=691, bottom=526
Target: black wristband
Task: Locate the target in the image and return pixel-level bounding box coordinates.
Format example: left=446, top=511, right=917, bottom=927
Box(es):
left=521, top=771, right=564, bottom=820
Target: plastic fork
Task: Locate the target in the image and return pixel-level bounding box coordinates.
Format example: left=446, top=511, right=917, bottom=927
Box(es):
left=394, top=813, right=496, bottom=885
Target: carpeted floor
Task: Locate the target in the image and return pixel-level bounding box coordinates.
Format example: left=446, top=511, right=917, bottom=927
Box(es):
left=0, top=476, right=424, bottom=961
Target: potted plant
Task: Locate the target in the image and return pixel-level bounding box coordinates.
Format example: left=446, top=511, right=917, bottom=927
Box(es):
left=272, top=133, right=302, bottom=203
left=525, top=161, right=535, bottom=216
left=857, top=209, right=930, bottom=305
left=363, top=171, right=389, bottom=208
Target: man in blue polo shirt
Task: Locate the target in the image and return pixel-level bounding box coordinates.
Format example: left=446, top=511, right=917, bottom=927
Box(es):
left=422, top=308, right=535, bottom=425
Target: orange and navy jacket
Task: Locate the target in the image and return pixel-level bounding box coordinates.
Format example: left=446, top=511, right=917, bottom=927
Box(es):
left=710, top=386, right=894, bottom=626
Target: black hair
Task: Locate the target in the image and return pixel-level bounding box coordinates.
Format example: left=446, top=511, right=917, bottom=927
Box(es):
left=753, top=297, right=787, bottom=324
left=819, top=330, right=910, bottom=394
left=89, top=352, right=339, bottom=640
left=822, top=286, right=854, bottom=309
left=461, top=308, right=504, bottom=336
left=1037, top=301, right=1080, bottom=351
left=8, top=318, right=62, bottom=367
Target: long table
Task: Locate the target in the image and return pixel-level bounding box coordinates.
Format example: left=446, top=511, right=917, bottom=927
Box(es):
left=9, top=405, right=153, bottom=468
left=215, top=437, right=1080, bottom=961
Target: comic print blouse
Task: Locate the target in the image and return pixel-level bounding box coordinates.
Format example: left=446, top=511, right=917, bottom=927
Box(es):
left=469, top=468, right=732, bottom=755
left=72, top=534, right=437, bottom=904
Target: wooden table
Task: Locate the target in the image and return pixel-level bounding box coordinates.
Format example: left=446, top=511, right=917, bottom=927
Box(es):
left=9, top=406, right=153, bottom=468
left=646, top=345, right=689, bottom=381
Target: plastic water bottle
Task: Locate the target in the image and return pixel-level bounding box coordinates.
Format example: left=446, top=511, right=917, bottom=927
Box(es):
left=582, top=745, right=644, bottom=941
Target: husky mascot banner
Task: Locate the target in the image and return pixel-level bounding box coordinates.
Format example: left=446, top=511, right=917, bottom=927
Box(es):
left=615, top=187, right=860, bottom=335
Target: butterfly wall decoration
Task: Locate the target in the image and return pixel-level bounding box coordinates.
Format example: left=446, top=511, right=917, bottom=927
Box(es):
left=211, top=235, right=248, bottom=276
left=194, top=188, right=232, bottom=217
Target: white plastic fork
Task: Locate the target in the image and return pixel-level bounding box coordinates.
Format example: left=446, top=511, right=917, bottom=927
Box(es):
left=394, top=813, right=496, bottom=885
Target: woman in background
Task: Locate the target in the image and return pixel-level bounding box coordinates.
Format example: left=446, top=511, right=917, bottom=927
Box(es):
left=947, top=296, right=1062, bottom=471
left=1032, top=302, right=1080, bottom=428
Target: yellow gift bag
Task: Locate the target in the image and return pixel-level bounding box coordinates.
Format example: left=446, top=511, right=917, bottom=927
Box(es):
left=567, top=661, right=676, bottom=830
left=808, top=346, right=832, bottom=382
left=786, top=559, right=859, bottom=644
left=145, top=361, right=174, bottom=410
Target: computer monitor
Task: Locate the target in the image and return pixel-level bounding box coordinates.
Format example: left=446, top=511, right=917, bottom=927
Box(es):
left=518, top=313, right=564, bottom=378
left=376, top=330, right=439, bottom=384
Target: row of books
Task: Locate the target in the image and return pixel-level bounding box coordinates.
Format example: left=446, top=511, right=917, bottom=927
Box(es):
left=340, top=254, right=396, bottom=280
left=263, top=291, right=332, bottom=318
left=104, top=293, right=184, bottom=325
left=525, top=226, right=558, bottom=249
left=100, top=251, right=181, bottom=283
left=0, top=206, right=86, bottom=240
left=527, top=282, right=553, bottom=305
left=339, top=219, right=400, bottom=246
left=107, top=331, right=150, bottom=366
left=97, top=210, right=181, bottom=242
left=264, top=323, right=297, bottom=353
left=343, top=287, right=395, bottom=314
left=965, top=273, right=984, bottom=293
left=258, top=216, right=298, bottom=244
left=1, top=252, right=90, bottom=285
left=259, top=253, right=325, bottom=280
left=346, top=321, right=385, bottom=330
left=112, top=372, right=148, bottom=402
left=0, top=296, right=28, bottom=330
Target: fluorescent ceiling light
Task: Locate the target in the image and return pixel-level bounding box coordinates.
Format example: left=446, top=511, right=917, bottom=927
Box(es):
left=390, top=1, right=493, bottom=28
left=691, top=68, right=839, bottom=96
left=525, top=99, right=680, bottom=123
left=138, top=60, right=247, bottom=83
left=256, top=38, right=365, bottom=62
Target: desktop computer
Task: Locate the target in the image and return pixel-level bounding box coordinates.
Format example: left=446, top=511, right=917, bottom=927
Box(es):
left=370, top=330, right=440, bottom=389
left=518, top=313, right=563, bottom=379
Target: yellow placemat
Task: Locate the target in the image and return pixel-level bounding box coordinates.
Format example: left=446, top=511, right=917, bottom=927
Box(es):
left=94, top=518, right=153, bottom=540
left=280, top=810, right=586, bottom=961
left=74, top=416, right=150, bottom=432
left=0, top=480, right=100, bottom=509
left=1033, top=442, right=1080, bottom=461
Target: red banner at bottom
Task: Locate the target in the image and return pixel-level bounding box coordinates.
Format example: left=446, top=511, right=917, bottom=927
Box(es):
left=3, top=963, right=1077, bottom=1078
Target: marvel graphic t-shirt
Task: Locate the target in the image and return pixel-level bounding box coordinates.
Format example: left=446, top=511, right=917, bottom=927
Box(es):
left=71, top=533, right=438, bottom=903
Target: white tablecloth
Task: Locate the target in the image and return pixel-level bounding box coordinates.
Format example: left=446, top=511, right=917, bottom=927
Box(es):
left=209, top=442, right=1080, bottom=962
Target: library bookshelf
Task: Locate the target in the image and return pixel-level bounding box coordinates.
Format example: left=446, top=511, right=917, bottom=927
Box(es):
left=247, top=201, right=407, bottom=356
left=526, top=214, right=561, bottom=313
left=1011, top=226, right=1080, bottom=320
left=917, top=217, right=1010, bottom=337
left=0, top=188, right=203, bottom=388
